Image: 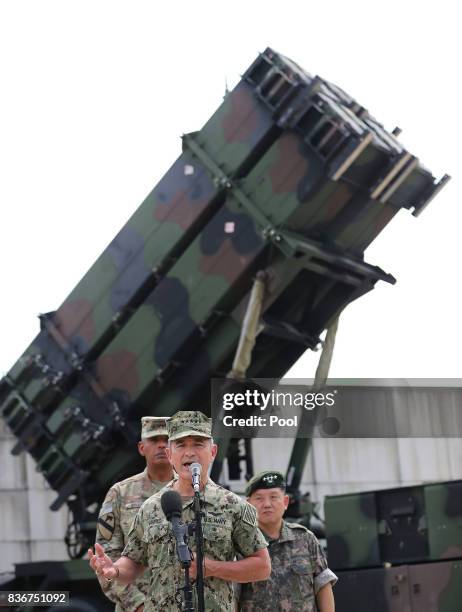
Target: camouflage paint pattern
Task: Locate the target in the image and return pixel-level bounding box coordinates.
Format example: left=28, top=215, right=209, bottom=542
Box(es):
left=95, top=468, right=169, bottom=612
left=325, top=491, right=381, bottom=569
left=51, top=150, right=219, bottom=355
left=334, top=565, right=413, bottom=612
left=0, top=76, right=280, bottom=432
left=196, top=80, right=279, bottom=176
left=92, top=192, right=264, bottom=401
left=409, top=559, right=462, bottom=611
left=122, top=479, right=268, bottom=612
left=335, top=560, right=462, bottom=612
left=425, top=481, right=462, bottom=560
left=5, top=78, right=279, bottom=373
left=238, top=521, right=337, bottom=611
left=0, top=47, right=448, bottom=528
left=326, top=481, right=462, bottom=570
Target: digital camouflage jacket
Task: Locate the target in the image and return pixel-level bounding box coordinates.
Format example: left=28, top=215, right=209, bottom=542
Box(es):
left=238, top=520, right=337, bottom=611
left=123, top=479, right=268, bottom=611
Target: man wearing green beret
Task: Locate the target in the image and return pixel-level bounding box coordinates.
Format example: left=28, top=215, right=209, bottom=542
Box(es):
left=95, top=416, right=173, bottom=612
left=238, top=470, right=337, bottom=612
left=89, top=411, right=271, bottom=611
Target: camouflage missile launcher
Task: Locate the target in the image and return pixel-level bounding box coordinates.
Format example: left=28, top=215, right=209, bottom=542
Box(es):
left=0, top=48, right=448, bottom=556
left=325, top=479, right=462, bottom=570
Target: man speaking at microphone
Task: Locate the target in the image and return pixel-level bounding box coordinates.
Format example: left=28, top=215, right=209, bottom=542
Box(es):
left=88, top=411, right=271, bottom=611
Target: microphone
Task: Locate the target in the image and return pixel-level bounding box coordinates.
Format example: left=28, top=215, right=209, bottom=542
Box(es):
left=189, top=462, right=202, bottom=492
left=160, top=490, right=191, bottom=565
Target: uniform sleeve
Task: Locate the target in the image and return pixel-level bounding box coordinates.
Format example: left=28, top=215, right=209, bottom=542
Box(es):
left=95, top=486, right=147, bottom=611
left=307, top=533, right=338, bottom=594
left=232, top=501, right=268, bottom=557
left=122, top=506, right=149, bottom=567
left=96, top=485, right=122, bottom=557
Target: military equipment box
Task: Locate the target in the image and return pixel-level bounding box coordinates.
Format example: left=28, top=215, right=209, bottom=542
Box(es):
left=334, top=560, right=462, bottom=612
left=325, top=480, right=462, bottom=569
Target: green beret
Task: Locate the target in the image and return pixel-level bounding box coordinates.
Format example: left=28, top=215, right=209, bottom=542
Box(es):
left=245, top=470, right=286, bottom=497
left=167, top=410, right=212, bottom=441
left=141, top=416, right=169, bottom=439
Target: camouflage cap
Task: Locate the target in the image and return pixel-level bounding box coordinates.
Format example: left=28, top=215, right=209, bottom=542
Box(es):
left=141, top=416, right=170, bottom=440
left=245, top=470, right=286, bottom=497
left=167, top=410, right=212, bottom=442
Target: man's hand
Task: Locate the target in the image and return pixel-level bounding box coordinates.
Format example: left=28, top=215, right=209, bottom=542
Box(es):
left=196, top=548, right=270, bottom=583
left=189, top=557, right=213, bottom=580
left=88, top=542, right=118, bottom=580
left=134, top=606, right=144, bottom=612
left=189, top=550, right=270, bottom=583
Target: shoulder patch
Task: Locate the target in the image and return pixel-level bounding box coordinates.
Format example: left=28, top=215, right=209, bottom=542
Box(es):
left=241, top=502, right=257, bottom=527
left=100, top=502, right=113, bottom=516
left=225, top=493, right=239, bottom=506
left=97, top=512, right=115, bottom=540
left=287, top=522, right=309, bottom=532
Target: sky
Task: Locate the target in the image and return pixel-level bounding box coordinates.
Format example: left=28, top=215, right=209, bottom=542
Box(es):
left=0, top=0, right=460, bottom=380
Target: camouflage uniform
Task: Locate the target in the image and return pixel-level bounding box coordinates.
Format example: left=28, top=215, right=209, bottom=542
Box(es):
left=238, top=520, right=337, bottom=611
left=96, top=417, right=170, bottom=612
left=122, top=411, right=268, bottom=612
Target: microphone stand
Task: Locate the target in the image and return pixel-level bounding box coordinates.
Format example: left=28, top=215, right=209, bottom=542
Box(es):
left=173, top=521, right=195, bottom=612
left=193, top=490, right=205, bottom=612
left=181, top=564, right=195, bottom=612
